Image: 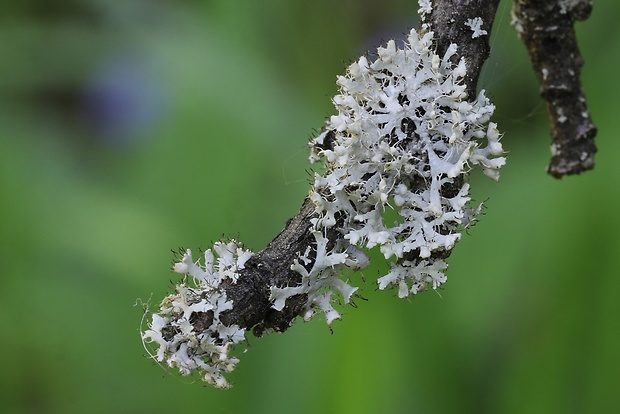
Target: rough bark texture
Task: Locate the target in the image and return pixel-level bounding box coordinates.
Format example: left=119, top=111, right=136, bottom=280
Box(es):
left=219, top=198, right=317, bottom=336
left=512, top=0, right=597, bottom=178
left=427, top=0, right=501, bottom=97
left=215, top=0, right=502, bottom=337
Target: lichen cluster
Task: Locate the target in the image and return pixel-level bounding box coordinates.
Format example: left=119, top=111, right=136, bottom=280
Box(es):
left=301, top=28, right=505, bottom=300
left=141, top=27, right=504, bottom=388
left=141, top=241, right=251, bottom=388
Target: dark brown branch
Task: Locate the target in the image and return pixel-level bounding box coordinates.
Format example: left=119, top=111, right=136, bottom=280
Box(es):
left=220, top=198, right=316, bottom=336
left=218, top=0, right=501, bottom=336
left=426, top=0, right=501, bottom=97
left=512, top=0, right=597, bottom=178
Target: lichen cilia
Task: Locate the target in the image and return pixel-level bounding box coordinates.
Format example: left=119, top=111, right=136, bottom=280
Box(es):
left=141, top=27, right=505, bottom=389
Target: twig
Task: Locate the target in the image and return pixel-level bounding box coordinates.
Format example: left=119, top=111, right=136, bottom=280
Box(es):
left=512, top=0, right=597, bottom=178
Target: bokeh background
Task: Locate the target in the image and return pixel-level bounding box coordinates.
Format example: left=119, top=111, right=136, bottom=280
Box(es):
left=1, top=0, right=618, bottom=413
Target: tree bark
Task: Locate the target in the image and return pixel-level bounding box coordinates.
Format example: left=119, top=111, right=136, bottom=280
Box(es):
left=512, top=0, right=597, bottom=178
left=427, top=0, right=501, bottom=97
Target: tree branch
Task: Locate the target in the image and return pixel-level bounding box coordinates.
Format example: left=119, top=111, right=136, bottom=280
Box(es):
left=512, top=0, right=597, bottom=178
left=141, top=0, right=504, bottom=388
left=221, top=198, right=317, bottom=336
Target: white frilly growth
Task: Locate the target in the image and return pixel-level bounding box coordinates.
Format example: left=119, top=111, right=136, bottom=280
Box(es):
left=305, top=28, right=505, bottom=298
left=142, top=26, right=505, bottom=390
left=418, top=0, right=432, bottom=17
left=270, top=231, right=368, bottom=326
left=464, top=17, right=488, bottom=39
left=141, top=241, right=253, bottom=389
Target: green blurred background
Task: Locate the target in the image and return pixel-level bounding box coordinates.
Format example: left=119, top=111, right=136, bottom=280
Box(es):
left=1, top=0, right=618, bottom=413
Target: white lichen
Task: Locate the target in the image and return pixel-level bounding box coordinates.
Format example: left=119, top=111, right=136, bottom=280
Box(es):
left=556, top=107, right=567, bottom=123
left=270, top=231, right=368, bottom=326
left=465, top=17, right=488, bottom=38
left=302, top=28, right=504, bottom=300
left=142, top=26, right=505, bottom=389
left=418, top=0, right=432, bottom=17
left=141, top=241, right=252, bottom=389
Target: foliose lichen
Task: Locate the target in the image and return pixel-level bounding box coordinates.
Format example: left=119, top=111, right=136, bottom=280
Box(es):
left=465, top=17, right=489, bottom=38
left=141, top=26, right=505, bottom=389
left=141, top=241, right=251, bottom=389
left=297, top=27, right=504, bottom=303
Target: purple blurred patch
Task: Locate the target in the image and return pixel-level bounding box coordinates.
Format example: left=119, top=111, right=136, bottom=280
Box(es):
left=82, top=53, right=165, bottom=145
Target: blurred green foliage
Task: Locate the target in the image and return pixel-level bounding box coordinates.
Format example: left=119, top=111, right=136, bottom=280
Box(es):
left=1, top=0, right=619, bottom=413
